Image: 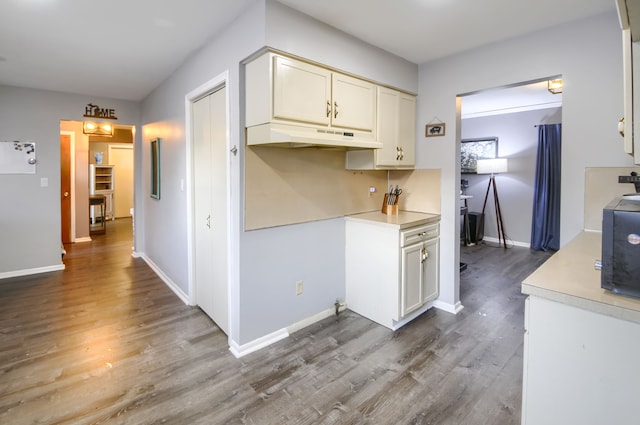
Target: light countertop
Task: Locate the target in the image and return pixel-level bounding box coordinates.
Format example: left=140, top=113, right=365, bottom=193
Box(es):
left=522, top=231, right=640, bottom=324
left=345, top=210, right=440, bottom=229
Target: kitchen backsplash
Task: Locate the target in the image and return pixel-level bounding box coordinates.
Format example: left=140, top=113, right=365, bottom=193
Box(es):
left=584, top=166, right=640, bottom=231
left=245, top=146, right=441, bottom=230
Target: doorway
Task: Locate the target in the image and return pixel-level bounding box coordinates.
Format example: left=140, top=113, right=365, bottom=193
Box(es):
left=59, top=121, right=135, bottom=243
left=108, top=144, right=134, bottom=218
left=189, top=81, right=230, bottom=335
left=459, top=79, right=563, bottom=249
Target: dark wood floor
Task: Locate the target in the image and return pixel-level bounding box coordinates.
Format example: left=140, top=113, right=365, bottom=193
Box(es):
left=0, top=221, right=552, bottom=424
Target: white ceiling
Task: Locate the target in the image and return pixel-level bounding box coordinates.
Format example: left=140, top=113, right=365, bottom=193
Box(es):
left=461, top=81, right=563, bottom=119
left=0, top=0, right=615, bottom=102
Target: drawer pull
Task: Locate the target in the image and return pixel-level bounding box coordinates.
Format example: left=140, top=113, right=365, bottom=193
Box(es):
left=418, top=232, right=427, bottom=236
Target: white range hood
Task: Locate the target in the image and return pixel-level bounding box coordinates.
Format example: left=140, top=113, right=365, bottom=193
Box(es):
left=246, top=122, right=382, bottom=149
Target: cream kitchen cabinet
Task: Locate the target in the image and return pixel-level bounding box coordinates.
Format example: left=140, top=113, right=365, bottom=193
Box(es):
left=401, top=225, right=439, bottom=316
left=273, top=55, right=377, bottom=131
left=345, top=211, right=440, bottom=330
left=346, top=86, right=416, bottom=170
left=617, top=0, right=640, bottom=164
left=245, top=50, right=380, bottom=148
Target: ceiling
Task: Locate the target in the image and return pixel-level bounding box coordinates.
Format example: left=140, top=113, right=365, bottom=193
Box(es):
left=0, top=0, right=615, bottom=102
left=461, top=81, right=563, bottom=119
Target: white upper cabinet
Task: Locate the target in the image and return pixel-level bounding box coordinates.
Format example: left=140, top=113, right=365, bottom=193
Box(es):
left=245, top=50, right=381, bottom=149
left=272, top=55, right=376, bottom=131
left=346, top=86, right=416, bottom=169
left=618, top=0, right=640, bottom=164
left=330, top=72, right=376, bottom=131
left=272, top=56, right=332, bottom=126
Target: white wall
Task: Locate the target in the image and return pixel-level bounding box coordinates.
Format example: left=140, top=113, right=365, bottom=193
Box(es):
left=461, top=107, right=562, bottom=246
left=418, top=11, right=633, bottom=310
left=139, top=0, right=266, bottom=342
left=0, top=85, right=140, bottom=277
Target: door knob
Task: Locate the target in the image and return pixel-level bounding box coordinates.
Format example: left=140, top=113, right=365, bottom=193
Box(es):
left=63, top=191, right=69, bottom=198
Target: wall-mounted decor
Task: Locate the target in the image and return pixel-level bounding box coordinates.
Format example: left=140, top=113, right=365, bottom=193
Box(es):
left=426, top=123, right=446, bottom=137
left=150, top=138, right=160, bottom=199
left=461, top=137, right=498, bottom=174
left=83, top=103, right=118, bottom=120
left=0, top=140, right=36, bottom=174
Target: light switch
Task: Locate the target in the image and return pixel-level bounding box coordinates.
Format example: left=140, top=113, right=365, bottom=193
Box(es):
left=40, top=178, right=48, bottom=187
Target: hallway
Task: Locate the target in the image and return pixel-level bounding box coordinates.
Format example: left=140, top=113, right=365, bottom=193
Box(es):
left=0, top=220, right=551, bottom=424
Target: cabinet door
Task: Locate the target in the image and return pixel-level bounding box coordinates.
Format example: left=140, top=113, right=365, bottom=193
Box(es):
left=398, top=92, right=416, bottom=167
left=375, top=87, right=401, bottom=166
left=401, top=242, right=425, bottom=317
left=331, top=73, right=376, bottom=131
left=273, top=56, right=331, bottom=126
left=422, top=237, right=439, bottom=303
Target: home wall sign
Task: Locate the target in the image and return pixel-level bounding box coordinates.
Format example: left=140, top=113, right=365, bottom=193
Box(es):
left=83, top=103, right=118, bottom=120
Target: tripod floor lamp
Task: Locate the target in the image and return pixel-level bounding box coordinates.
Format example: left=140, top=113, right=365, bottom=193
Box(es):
left=477, top=158, right=508, bottom=249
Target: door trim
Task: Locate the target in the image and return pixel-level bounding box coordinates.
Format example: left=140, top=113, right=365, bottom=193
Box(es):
left=184, top=71, right=234, bottom=344
left=60, top=131, right=76, bottom=241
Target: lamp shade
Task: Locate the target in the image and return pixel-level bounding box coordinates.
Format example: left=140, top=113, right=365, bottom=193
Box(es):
left=477, top=158, right=508, bottom=174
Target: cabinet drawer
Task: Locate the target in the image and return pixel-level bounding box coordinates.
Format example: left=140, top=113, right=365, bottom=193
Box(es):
left=401, top=223, right=439, bottom=247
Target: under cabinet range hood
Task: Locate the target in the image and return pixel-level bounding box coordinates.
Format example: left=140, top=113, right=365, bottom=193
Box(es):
left=246, top=122, right=382, bottom=149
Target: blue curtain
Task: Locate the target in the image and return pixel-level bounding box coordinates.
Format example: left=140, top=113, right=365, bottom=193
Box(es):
left=530, top=124, right=561, bottom=251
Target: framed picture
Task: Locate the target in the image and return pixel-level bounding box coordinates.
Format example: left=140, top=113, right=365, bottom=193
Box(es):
left=426, top=123, right=446, bottom=137
left=461, top=137, right=498, bottom=174
left=150, top=138, right=161, bottom=199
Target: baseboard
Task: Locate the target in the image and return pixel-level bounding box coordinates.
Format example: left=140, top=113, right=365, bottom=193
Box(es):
left=433, top=299, right=464, bottom=314
left=74, top=237, right=92, bottom=243
left=229, top=328, right=289, bottom=358
left=287, top=303, right=346, bottom=334
left=229, top=304, right=348, bottom=358
left=0, top=263, right=65, bottom=280
left=482, top=236, right=530, bottom=248
left=139, top=254, right=190, bottom=305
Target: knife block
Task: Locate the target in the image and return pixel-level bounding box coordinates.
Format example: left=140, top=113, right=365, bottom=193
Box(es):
left=381, top=194, right=399, bottom=215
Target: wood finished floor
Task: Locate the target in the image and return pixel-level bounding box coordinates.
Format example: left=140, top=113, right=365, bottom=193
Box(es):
left=0, top=220, right=553, bottom=425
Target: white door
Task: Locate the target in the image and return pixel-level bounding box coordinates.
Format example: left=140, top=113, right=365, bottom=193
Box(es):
left=193, top=86, right=229, bottom=334
left=109, top=145, right=134, bottom=218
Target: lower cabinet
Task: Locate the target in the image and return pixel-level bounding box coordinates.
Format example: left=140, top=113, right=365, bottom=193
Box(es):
left=522, top=295, right=640, bottom=425
left=401, top=235, right=439, bottom=317
left=346, top=218, right=439, bottom=330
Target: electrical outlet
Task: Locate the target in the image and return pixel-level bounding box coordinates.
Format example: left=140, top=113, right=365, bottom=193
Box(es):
left=296, top=280, right=304, bottom=295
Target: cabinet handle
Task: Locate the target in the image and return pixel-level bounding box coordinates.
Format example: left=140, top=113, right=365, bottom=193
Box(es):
left=421, top=247, right=428, bottom=263
left=326, top=101, right=331, bottom=117
left=334, top=101, right=339, bottom=118
left=396, top=146, right=401, bottom=161
left=400, top=147, right=404, bottom=160
left=206, top=214, right=211, bottom=229
left=418, top=231, right=427, bottom=237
